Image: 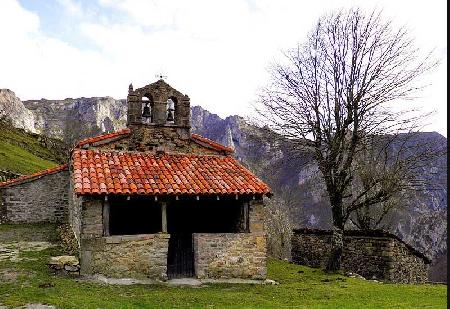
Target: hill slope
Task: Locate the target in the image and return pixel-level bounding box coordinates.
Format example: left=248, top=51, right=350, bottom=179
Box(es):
left=0, top=120, right=67, bottom=176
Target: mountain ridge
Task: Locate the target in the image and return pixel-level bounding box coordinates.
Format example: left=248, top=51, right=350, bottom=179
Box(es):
left=0, top=90, right=446, bottom=282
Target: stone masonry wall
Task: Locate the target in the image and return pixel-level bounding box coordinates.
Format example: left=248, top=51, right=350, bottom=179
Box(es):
left=342, top=236, right=393, bottom=281
left=82, top=234, right=170, bottom=280
left=80, top=198, right=103, bottom=239
left=388, top=238, right=429, bottom=283
left=127, top=125, right=221, bottom=155
left=249, top=198, right=265, bottom=233
left=0, top=170, right=69, bottom=223
left=193, top=233, right=267, bottom=279
left=78, top=197, right=170, bottom=280
left=291, top=230, right=430, bottom=283
left=291, top=232, right=331, bottom=268
left=68, top=175, right=82, bottom=248
left=193, top=197, right=267, bottom=280
left=82, top=125, right=225, bottom=155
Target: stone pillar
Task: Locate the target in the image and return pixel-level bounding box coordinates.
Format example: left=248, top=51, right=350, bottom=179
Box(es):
left=153, top=100, right=167, bottom=125
left=161, top=202, right=167, bottom=233
left=179, top=97, right=191, bottom=128
left=249, top=198, right=264, bottom=233
left=126, top=92, right=142, bottom=125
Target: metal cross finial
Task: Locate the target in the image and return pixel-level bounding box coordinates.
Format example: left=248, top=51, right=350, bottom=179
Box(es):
left=155, top=73, right=167, bottom=80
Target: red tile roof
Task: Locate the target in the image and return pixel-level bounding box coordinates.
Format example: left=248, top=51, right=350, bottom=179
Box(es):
left=0, top=164, right=68, bottom=188
left=75, top=128, right=131, bottom=147
left=72, top=149, right=270, bottom=196
left=191, top=134, right=234, bottom=153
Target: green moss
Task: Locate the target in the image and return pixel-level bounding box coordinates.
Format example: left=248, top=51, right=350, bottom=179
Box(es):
left=0, top=224, right=445, bottom=309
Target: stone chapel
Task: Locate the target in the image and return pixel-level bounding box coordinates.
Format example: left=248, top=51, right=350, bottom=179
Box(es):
left=0, top=79, right=271, bottom=280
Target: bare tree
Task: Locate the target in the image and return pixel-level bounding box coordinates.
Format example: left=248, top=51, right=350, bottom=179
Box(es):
left=256, top=8, right=439, bottom=272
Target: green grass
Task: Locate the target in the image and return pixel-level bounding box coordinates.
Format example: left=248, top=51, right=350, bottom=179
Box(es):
left=0, top=224, right=446, bottom=309
left=0, top=141, right=57, bottom=174
left=0, top=121, right=66, bottom=175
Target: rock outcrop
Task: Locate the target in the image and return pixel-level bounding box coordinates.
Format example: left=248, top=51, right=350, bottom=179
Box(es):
left=0, top=89, right=36, bottom=132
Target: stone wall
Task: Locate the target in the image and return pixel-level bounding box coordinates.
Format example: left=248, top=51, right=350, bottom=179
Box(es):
left=0, top=170, right=69, bottom=223
left=291, top=229, right=430, bottom=283
left=68, top=175, right=83, bottom=248
left=387, top=238, right=429, bottom=283
left=193, top=233, right=267, bottom=280
left=80, top=198, right=103, bottom=239
left=81, top=234, right=170, bottom=280
left=249, top=199, right=265, bottom=233
left=76, top=197, right=170, bottom=280
left=82, top=125, right=226, bottom=155
left=192, top=198, right=267, bottom=280
left=291, top=231, right=331, bottom=268
left=127, top=125, right=220, bottom=154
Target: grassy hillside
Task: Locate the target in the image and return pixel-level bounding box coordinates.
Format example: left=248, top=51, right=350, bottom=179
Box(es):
left=0, top=224, right=446, bottom=309
left=0, top=120, right=67, bottom=175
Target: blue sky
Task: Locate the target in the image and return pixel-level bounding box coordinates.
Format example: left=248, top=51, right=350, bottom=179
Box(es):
left=0, top=0, right=447, bottom=136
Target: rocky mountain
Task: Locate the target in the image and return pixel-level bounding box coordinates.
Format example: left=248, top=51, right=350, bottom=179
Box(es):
left=0, top=91, right=447, bottom=281
left=0, top=90, right=36, bottom=133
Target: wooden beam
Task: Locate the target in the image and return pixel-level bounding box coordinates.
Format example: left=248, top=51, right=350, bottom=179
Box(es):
left=245, top=201, right=250, bottom=232
left=161, top=202, right=167, bottom=233
left=103, top=199, right=110, bottom=236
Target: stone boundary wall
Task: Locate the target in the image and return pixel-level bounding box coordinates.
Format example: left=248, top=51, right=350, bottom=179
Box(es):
left=81, top=234, right=170, bottom=280
left=291, top=229, right=430, bottom=283
left=0, top=170, right=69, bottom=223
left=68, top=176, right=81, bottom=246
left=193, top=233, right=267, bottom=280
left=387, top=237, right=430, bottom=283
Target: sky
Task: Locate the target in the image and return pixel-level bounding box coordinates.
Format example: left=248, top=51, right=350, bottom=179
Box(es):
left=0, top=0, right=447, bottom=136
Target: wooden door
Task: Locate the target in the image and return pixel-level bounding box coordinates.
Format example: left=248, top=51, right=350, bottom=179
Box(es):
left=167, top=233, right=195, bottom=279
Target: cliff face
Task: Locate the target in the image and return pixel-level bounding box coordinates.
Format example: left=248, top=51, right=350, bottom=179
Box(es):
left=0, top=92, right=447, bottom=280
left=0, top=89, right=36, bottom=133
left=23, top=97, right=127, bottom=144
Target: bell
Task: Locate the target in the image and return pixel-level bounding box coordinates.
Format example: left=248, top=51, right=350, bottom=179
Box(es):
left=142, top=103, right=152, bottom=118
left=166, top=98, right=175, bottom=122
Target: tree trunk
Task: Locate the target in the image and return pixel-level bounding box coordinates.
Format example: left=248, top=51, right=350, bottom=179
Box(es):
left=326, top=196, right=345, bottom=272
left=325, top=225, right=344, bottom=272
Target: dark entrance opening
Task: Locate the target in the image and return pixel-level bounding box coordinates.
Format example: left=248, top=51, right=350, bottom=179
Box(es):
left=109, top=196, right=161, bottom=235
left=166, top=197, right=246, bottom=278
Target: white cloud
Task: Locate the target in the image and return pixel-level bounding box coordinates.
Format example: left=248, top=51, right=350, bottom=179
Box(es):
left=56, top=0, right=83, bottom=17
left=0, top=0, right=446, bottom=135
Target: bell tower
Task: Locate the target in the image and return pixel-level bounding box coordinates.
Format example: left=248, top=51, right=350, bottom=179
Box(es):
left=126, top=79, right=191, bottom=151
